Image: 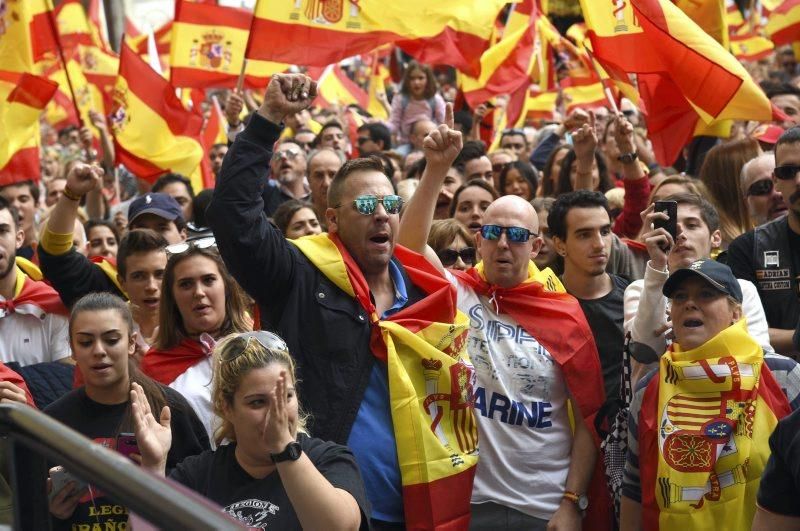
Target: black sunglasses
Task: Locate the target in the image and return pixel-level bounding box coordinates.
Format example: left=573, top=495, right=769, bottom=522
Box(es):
left=774, top=164, right=800, bottom=181
left=492, top=162, right=512, bottom=173
left=437, top=247, right=476, bottom=267
left=747, top=179, right=773, bottom=197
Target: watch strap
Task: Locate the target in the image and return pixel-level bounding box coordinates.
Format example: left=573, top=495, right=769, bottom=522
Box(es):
left=270, top=441, right=302, bottom=463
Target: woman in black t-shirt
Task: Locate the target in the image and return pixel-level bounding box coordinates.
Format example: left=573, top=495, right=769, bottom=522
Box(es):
left=45, top=292, right=209, bottom=530
left=133, top=330, right=370, bottom=530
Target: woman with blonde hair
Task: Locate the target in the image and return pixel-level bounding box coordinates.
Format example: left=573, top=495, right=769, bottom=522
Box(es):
left=699, top=138, right=761, bottom=248
left=141, top=239, right=251, bottom=439
left=132, top=331, right=370, bottom=530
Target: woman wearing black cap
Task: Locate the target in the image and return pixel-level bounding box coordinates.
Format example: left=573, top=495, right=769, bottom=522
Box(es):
left=619, top=260, right=800, bottom=531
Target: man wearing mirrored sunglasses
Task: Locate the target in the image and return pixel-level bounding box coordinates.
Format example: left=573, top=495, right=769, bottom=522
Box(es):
left=400, top=165, right=610, bottom=529
left=740, top=152, right=787, bottom=227
left=729, top=126, right=800, bottom=356
left=208, top=74, right=479, bottom=530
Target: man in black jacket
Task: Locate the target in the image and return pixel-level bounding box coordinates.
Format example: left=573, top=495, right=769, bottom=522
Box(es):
left=207, top=74, right=463, bottom=530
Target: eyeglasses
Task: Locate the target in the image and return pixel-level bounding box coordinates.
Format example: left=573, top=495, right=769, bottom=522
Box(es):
left=747, top=179, right=774, bottom=197
left=271, top=148, right=301, bottom=161
left=492, top=162, right=511, bottom=173
left=437, top=247, right=476, bottom=267
left=480, top=224, right=536, bottom=243
left=333, top=194, right=404, bottom=215
left=223, top=330, right=289, bottom=362
left=774, top=164, right=800, bottom=180
left=165, top=236, right=216, bottom=256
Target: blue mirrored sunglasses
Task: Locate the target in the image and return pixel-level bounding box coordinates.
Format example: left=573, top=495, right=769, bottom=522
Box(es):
left=480, top=224, right=536, bottom=243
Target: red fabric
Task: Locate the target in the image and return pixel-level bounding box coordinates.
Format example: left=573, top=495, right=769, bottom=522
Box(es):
left=638, top=362, right=790, bottom=530
left=0, top=276, right=67, bottom=317
left=0, top=362, right=36, bottom=408
left=450, top=267, right=612, bottom=530
left=141, top=339, right=208, bottom=385
left=613, top=176, right=651, bottom=238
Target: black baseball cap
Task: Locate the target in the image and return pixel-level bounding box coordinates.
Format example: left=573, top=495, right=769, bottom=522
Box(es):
left=663, top=259, right=743, bottom=303
left=128, top=193, right=184, bottom=225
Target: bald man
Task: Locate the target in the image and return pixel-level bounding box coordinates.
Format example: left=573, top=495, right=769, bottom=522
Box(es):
left=399, top=157, right=607, bottom=529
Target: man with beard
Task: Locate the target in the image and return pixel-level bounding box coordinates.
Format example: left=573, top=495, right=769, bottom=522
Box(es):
left=0, top=197, right=69, bottom=365
left=549, top=190, right=629, bottom=400
left=263, top=140, right=309, bottom=217
left=728, top=127, right=800, bottom=355
left=740, top=152, right=787, bottom=226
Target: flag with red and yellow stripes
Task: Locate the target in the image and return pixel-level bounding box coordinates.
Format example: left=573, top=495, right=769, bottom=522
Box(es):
left=42, top=53, right=105, bottom=140
left=170, top=0, right=287, bottom=90
left=292, top=233, right=478, bottom=530
left=580, top=0, right=776, bottom=166
left=461, top=0, right=538, bottom=108
left=675, top=0, right=728, bottom=47
left=246, top=0, right=507, bottom=77
left=730, top=25, right=775, bottom=62
left=110, top=43, right=204, bottom=182
left=0, top=0, right=53, bottom=72
left=561, top=76, right=608, bottom=114
left=367, top=60, right=390, bottom=119
left=313, top=65, right=369, bottom=110
left=53, top=0, right=94, bottom=50
left=765, top=0, right=800, bottom=46
left=0, top=71, right=58, bottom=186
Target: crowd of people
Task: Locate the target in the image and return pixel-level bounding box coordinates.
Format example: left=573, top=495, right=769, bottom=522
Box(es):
left=1, top=31, right=800, bottom=531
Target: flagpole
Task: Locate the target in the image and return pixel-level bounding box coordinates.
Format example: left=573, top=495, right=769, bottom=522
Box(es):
left=45, top=0, right=83, bottom=128
left=583, top=46, right=619, bottom=114
left=236, top=59, right=248, bottom=93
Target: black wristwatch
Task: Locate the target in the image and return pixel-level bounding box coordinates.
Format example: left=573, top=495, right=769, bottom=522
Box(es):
left=617, top=151, right=638, bottom=164
left=270, top=441, right=302, bottom=463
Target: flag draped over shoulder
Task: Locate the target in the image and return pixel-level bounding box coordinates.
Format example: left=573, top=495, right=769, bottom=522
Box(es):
left=111, top=43, right=204, bottom=182
left=580, top=0, right=776, bottom=166
left=0, top=71, right=58, bottom=186
left=638, top=320, right=791, bottom=531
left=451, top=261, right=612, bottom=530
left=246, top=0, right=507, bottom=77
left=171, top=0, right=288, bottom=90
left=461, top=0, right=537, bottom=107
left=291, top=233, right=478, bottom=530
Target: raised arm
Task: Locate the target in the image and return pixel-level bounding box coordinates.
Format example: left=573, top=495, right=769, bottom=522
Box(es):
left=613, top=115, right=650, bottom=238
left=206, top=74, right=317, bottom=309
left=397, top=103, right=462, bottom=273
left=571, top=111, right=598, bottom=192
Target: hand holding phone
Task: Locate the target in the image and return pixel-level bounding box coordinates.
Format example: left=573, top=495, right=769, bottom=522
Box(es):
left=117, top=432, right=139, bottom=461
left=49, top=466, right=88, bottom=503
left=653, top=200, right=678, bottom=251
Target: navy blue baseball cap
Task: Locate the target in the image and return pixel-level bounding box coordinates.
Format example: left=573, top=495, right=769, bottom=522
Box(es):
left=128, top=193, right=184, bottom=225
left=663, top=259, right=743, bottom=303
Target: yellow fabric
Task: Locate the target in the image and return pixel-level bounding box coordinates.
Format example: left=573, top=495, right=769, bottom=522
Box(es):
left=290, top=234, right=479, bottom=487
left=45, top=58, right=105, bottom=142
left=654, top=320, right=779, bottom=530
left=474, top=260, right=565, bottom=292
left=0, top=0, right=48, bottom=73
left=12, top=268, right=25, bottom=299
left=0, top=75, right=46, bottom=170
left=674, top=0, right=728, bottom=48
left=367, top=64, right=389, bottom=120
left=40, top=226, right=75, bottom=256
left=15, top=257, right=43, bottom=282
left=766, top=2, right=800, bottom=44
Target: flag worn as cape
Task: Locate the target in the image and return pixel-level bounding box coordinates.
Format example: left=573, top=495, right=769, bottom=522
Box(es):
left=0, top=362, right=35, bottom=408
left=141, top=338, right=212, bottom=386
left=450, top=261, right=612, bottom=531
left=291, top=233, right=478, bottom=530
left=0, top=269, right=67, bottom=319
left=638, top=320, right=791, bottom=531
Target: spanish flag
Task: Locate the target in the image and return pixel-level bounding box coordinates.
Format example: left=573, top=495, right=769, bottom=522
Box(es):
left=246, top=0, right=507, bottom=77
left=0, top=0, right=51, bottom=73
left=367, top=59, right=389, bottom=119
left=87, top=0, right=112, bottom=51
left=313, top=65, right=369, bottom=110
left=170, top=0, right=288, bottom=90
left=561, top=76, right=609, bottom=114
left=111, top=43, right=204, bottom=182
left=730, top=26, right=775, bottom=62
left=127, top=20, right=172, bottom=56
left=765, top=0, right=800, bottom=46
left=43, top=54, right=105, bottom=135
left=726, top=1, right=746, bottom=30
left=461, top=0, right=538, bottom=108
left=637, top=320, right=790, bottom=530
left=78, top=43, right=119, bottom=115
left=580, top=0, right=776, bottom=166
left=292, top=234, right=478, bottom=530
left=53, top=0, right=94, bottom=50
left=519, top=86, right=558, bottom=123
left=0, top=71, right=58, bottom=186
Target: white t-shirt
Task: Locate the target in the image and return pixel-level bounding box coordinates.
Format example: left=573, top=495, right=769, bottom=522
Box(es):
left=0, top=297, right=70, bottom=366
left=447, top=272, right=572, bottom=520
left=170, top=357, right=217, bottom=443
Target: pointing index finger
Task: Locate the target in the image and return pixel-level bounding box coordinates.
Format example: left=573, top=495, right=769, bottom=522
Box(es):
left=445, top=102, right=454, bottom=130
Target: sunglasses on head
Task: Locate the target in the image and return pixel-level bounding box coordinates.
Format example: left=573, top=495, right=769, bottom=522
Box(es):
left=492, top=162, right=511, bottom=173
left=165, top=236, right=216, bottom=257
left=774, top=164, right=800, bottom=181
left=271, top=148, right=301, bottom=161
left=747, top=179, right=774, bottom=197
left=437, top=247, right=477, bottom=267
left=502, top=128, right=525, bottom=136
left=333, top=194, right=404, bottom=215
left=480, top=224, right=536, bottom=243
left=223, top=330, right=289, bottom=362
